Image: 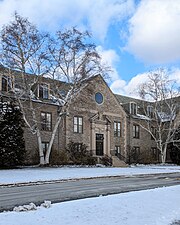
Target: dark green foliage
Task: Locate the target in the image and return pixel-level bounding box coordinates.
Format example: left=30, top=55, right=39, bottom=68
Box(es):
left=66, top=141, right=96, bottom=165
left=169, top=146, right=180, bottom=165
left=169, top=126, right=180, bottom=165
left=100, top=155, right=112, bottom=166
left=173, top=125, right=180, bottom=149
left=50, top=149, right=69, bottom=165
left=0, top=101, right=25, bottom=168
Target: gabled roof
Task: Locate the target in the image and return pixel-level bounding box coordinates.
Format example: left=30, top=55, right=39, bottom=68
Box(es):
left=92, top=75, right=127, bottom=117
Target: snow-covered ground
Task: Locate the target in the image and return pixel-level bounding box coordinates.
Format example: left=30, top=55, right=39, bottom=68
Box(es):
left=0, top=165, right=180, bottom=224
left=0, top=164, right=180, bottom=185
left=0, top=185, right=180, bottom=225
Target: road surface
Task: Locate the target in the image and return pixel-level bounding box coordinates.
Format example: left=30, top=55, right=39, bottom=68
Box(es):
left=0, top=172, right=180, bottom=211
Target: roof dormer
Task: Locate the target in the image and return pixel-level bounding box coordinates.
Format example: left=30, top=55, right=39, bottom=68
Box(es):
left=1, top=75, right=14, bottom=92
left=130, top=102, right=137, bottom=115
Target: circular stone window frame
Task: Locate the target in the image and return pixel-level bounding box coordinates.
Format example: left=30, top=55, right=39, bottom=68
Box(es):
left=95, top=92, right=104, bottom=105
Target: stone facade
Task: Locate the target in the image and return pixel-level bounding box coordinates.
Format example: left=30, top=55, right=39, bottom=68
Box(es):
left=65, top=76, right=127, bottom=160
left=0, top=70, right=179, bottom=165
left=23, top=101, right=66, bottom=164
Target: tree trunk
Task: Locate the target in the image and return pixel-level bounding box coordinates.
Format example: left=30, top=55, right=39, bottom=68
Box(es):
left=37, top=128, right=45, bottom=165
left=44, top=115, right=63, bottom=165
left=161, top=146, right=167, bottom=164
left=29, top=99, right=45, bottom=166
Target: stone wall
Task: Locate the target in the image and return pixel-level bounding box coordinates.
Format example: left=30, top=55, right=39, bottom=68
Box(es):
left=65, top=75, right=127, bottom=158
left=127, top=117, right=158, bottom=163
left=23, top=101, right=66, bottom=165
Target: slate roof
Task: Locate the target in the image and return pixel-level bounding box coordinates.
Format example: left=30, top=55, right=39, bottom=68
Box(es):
left=114, top=94, right=145, bottom=115
left=115, top=94, right=144, bottom=105
left=115, top=93, right=180, bottom=121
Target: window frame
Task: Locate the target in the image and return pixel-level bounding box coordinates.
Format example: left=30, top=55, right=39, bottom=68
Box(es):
left=114, top=121, right=121, bottom=137
left=95, top=92, right=104, bottom=105
left=130, top=102, right=137, bottom=115
left=40, top=111, right=52, bottom=131
left=147, top=105, right=154, bottom=118
left=1, top=75, right=13, bottom=92
left=73, top=116, right=83, bottom=133
left=115, top=145, right=121, bottom=155
left=133, top=124, right=140, bottom=139
left=74, top=143, right=83, bottom=152
left=38, top=83, right=49, bottom=99
left=151, top=147, right=158, bottom=159
left=132, top=146, right=140, bottom=160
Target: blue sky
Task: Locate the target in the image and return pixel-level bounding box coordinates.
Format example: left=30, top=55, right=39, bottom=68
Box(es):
left=0, top=0, right=180, bottom=96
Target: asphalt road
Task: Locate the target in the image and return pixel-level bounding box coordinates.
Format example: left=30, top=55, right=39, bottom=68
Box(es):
left=0, top=172, right=180, bottom=211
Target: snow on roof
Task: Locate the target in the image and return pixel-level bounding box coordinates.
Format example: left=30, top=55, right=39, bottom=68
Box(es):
left=49, top=94, right=65, bottom=106
left=133, top=113, right=151, bottom=120
left=157, top=112, right=176, bottom=122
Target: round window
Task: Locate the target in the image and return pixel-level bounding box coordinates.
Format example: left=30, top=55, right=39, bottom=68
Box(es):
left=95, top=92, right=103, bottom=104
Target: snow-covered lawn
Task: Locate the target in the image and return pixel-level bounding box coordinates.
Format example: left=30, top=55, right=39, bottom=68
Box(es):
left=0, top=185, right=180, bottom=225
left=0, top=165, right=180, bottom=224
left=0, top=165, right=180, bottom=185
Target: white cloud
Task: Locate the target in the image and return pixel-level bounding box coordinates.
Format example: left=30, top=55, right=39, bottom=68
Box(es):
left=96, top=46, right=120, bottom=81
left=169, top=68, right=180, bottom=85
left=0, top=0, right=87, bottom=30
left=87, top=0, right=135, bottom=40
left=111, top=67, right=180, bottom=97
left=0, top=0, right=135, bottom=41
left=123, top=73, right=149, bottom=95
left=126, top=0, right=180, bottom=64
left=110, top=72, right=149, bottom=97
left=110, top=79, right=127, bottom=93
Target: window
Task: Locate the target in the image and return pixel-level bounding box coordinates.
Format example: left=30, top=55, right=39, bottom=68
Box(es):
left=95, top=92, right=103, bottom=104
left=74, top=116, right=83, bottom=133
left=132, top=146, right=140, bottom=160
left=74, top=143, right=83, bottom=152
left=130, top=102, right=137, bottom=115
left=151, top=147, right=158, bottom=160
left=41, top=142, right=49, bottom=154
left=41, top=112, right=52, bottom=131
left=147, top=105, right=153, bottom=118
left=1, top=75, right=13, bottom=92
left=115, top=146, right=121, bottom=156
left=133, top=124, right=140, bottom=139
left=39, top=84, right=49, bottom=99
left=114, top=121, right=121, bottom=137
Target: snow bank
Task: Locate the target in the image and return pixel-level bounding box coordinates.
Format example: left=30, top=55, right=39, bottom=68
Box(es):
left=13, top=203, right=37, bottom=212
left=13, top=201, right=51, bottom=212
left=0, top=185, right=180, bottom=225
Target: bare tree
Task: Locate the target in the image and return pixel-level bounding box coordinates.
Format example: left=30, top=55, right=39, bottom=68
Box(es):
left=0, top=14, right=108, bottom=165
left=44, top=28, right=109, bottom=164
left=0, top=13, right=52, bottom=165
left=138, top=69, right=180, bottom=164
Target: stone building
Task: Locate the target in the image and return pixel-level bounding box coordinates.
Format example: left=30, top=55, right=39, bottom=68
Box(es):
left=0, top=69, right=179, bottom=165
left=116, top=95, right=159, bottom=163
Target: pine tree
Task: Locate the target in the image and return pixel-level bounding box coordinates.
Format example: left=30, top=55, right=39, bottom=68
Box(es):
left=170, top=125, right=180, bottom=165
left=0, top=101, right=25, bottom=168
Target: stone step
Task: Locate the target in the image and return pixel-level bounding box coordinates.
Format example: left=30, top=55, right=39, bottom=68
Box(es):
left=112, top=156, right=128, bottom=167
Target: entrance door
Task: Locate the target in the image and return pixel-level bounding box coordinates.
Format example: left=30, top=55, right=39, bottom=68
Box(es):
left=96, top=134, right=104, bottom=156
